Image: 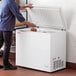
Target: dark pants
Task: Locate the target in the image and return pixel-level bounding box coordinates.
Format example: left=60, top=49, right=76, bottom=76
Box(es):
left=0, top=31, right=13, bottom=66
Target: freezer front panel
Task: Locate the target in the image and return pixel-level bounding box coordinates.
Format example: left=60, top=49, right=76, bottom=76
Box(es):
left=16, top=30, right=51, bottom=72
left=16, top=28, right=66, bottom=72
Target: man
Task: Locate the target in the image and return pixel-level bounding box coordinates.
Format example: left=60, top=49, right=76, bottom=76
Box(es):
left=0, top=0, right=36, bottom=70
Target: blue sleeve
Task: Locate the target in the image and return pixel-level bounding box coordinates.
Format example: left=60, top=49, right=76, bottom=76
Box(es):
left=7, top=0, right=25, bottom=22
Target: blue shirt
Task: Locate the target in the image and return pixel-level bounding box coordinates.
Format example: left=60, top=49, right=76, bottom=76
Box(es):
left=0, top=0, right=25, bottom=31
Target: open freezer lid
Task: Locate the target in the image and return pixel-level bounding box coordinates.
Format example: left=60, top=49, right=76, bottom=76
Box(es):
left=27, top=7, right=67, bottom=30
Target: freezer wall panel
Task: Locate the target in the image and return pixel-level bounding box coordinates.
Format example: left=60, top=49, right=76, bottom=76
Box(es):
left=16, top=30, right=24, bottom=65
left=51, top=31, right=66, bottom=71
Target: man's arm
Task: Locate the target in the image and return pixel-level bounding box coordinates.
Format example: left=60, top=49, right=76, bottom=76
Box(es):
left=7, top=1, right=36, bottom=28
left=22, top=21, right=37, bottom=32
left=22, top=20, right=36, bottom=27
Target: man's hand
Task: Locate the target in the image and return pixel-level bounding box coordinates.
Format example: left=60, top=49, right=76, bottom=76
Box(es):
left=20, top=4, right=33, bottom=10
left=26, top=4, right=33, bottom=8
left=30, top=27, right=37, bottom=32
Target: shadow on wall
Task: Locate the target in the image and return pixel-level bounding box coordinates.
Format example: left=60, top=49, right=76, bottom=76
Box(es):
left=66, top=8, right=76, bottom=63
left=64, top=9, right=74, bottom=30
left=64, top=8, right=75, bottom=62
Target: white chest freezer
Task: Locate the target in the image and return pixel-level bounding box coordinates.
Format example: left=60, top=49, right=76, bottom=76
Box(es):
left=16, top=7, right=66, bottom=72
